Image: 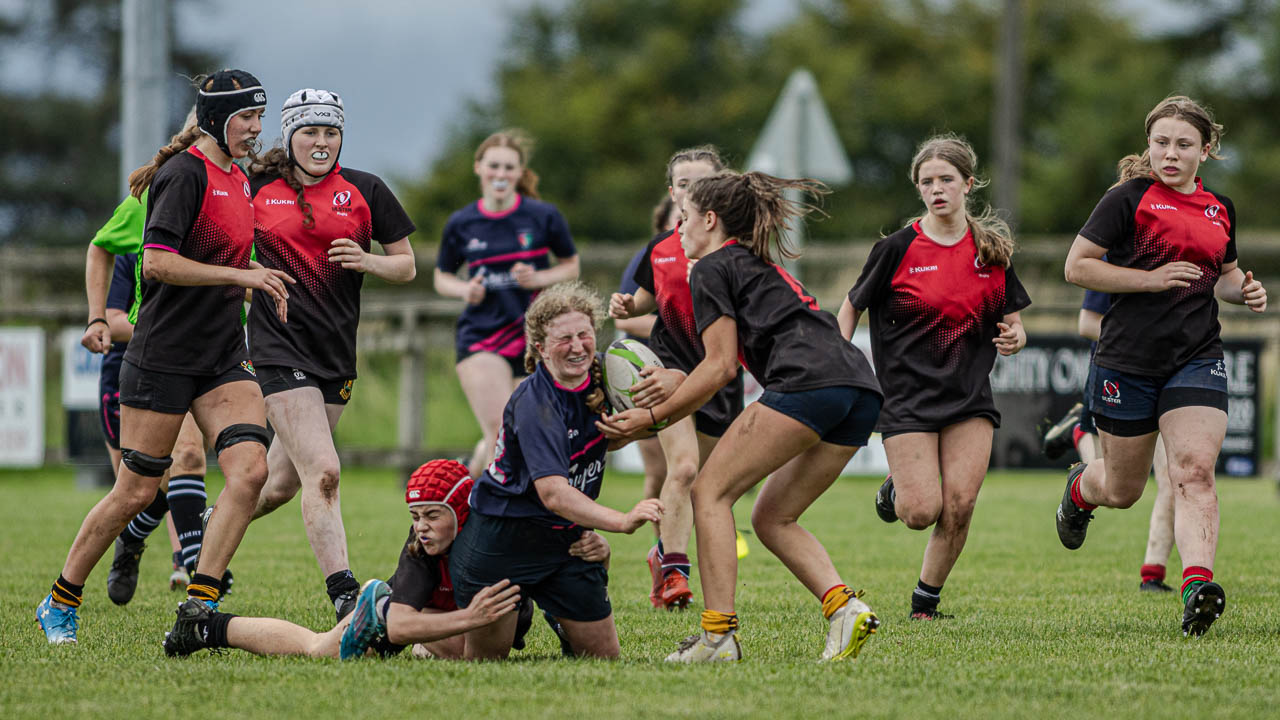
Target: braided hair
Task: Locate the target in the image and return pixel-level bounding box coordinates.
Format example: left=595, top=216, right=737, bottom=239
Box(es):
left=128, top=106, right=200, bottom=200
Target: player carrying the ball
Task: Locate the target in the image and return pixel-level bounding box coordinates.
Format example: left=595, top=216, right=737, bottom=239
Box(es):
left=603, top=172, right=883, bottom=663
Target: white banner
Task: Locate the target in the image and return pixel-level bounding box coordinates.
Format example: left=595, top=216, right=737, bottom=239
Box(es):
left=0, top=328, right=45, bottom=467
left=62, top=328, right=104, bottom=411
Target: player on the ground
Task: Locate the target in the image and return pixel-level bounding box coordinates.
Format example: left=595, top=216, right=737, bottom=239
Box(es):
left=604, top=172, right=883, bottom=663
left=449, top=282, right=664, bottom=660
left=433, top=131, right=580, bottom=479
left=1056, top=95, right=1266, bottom=637
left=1044, top=292, right=1177, bottom=592
left=838, top=135, right=1030, bottom=619
left=245, top=89, right=417, bottom=620
left=610, top=146, right=746, bottom=610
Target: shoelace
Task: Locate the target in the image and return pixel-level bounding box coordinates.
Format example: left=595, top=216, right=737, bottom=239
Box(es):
left=674, top=634, right=702, bottom=652
left=48, top=606, right=77, bottom=632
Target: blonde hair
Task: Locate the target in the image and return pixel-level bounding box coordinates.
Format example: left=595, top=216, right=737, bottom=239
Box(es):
left=1113, top=94, right=1224, bottom=189
left=523, top=281, right=608, bottom=413
left=908, top=134, right=1014, bottom=267
left=685, top=171, right=829, bottom=266
left=127, top=105, right=201, bottom=199
left=475, top=130, right=540, bottom=200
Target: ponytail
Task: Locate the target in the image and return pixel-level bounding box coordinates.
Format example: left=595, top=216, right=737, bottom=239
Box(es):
left=128, top=123, right=202, bottom=200
left=476, top=130, right=541, bottom=200
left=686, top=171, right=829, bottom=266
left=1112, top=94, right=1224, bottom=190
left=907, top=134, right=1014, bottom=267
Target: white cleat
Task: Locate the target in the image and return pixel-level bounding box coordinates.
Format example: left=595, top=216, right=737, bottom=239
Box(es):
left=821, top=595, right=879, bottom=661
left=664, top=630, right=742, bottom=663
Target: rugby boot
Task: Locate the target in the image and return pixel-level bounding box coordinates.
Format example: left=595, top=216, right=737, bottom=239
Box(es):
left=658, top=572, right=693, bottom=611
left=1181, top=581, right=1226, bottom=637
left=340, top=579, right=390, bottom=660
left=1042, top=403, right=1083, bottom=460
left=106, top=538, right=146, bottom=606
left=665, top=630, right=741, bottom=663
left=163, top=598, right=210, bottom=657
left=822, top=591, right=879, bottom=661
left=36, top=594, right=78, bottom=645
left=1055, top=463, right=1094, bottom=550
left=874, top=475, right=897, bottom=523
left=1140, top=578, right=1174, bottom=593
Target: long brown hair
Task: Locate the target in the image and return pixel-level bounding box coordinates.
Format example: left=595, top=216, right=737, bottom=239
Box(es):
left=127, top=105, right=201, bottom=200
left=247, top=146, right=315, bottom=228
left=1113, top=94, right=1224, bottom=189
left=908, top=134, right=1014, bottom=267
left=523, top=281, right=608, bottom=414
left=475, top=130, right=540, bottom=200
left=685, top=171, right=829, bottom=266
left=665, top=145, right=726, bottom=188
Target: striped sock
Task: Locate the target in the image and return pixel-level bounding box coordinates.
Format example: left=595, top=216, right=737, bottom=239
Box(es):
left=1140, top=563, right=1166, bottom=584
left=700, top=609, right=738, bottom=634
left=167, top=474, right=207, bottom=572
left=912, top=580, right=942, bottom=614
left=661, top=552, right=690, bottom=579
left=1069, top=470, right=1097, bottom=511
left=821, top=584, right=853, bottom=619
left=1071, top=424, right=1086, bottom=450
left=188, top=573, right=221, bottom=604
left=120, top=489, right=169, bottom=544
left=51, top=575, right=84, bottom=608
left=1181, top=566, right=1213, bottom=604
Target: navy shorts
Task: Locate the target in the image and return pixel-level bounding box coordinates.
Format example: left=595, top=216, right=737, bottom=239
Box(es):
left=256, top=365, right=354, bottom=405
left=449, top=511, right=611, bottom=623
left=758, top=385, right=882, bottom=447
left=119, top=359, right=259, bottom=415
left=98, top=346, right=126, bottom=449
left=1087, top=357, right=1228, bottom=437
left=1078, top=364, right=1097, bottom=435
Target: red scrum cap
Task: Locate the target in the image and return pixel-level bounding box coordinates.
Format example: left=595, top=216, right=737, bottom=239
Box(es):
left=405, top=459, right=472, bottom=528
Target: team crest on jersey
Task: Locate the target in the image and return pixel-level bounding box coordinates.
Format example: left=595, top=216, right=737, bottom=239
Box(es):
left=243, top=181, right=251, bottom=198
left=1205, top=204, right=1220, bottom=219
left=241, top=360, right=257, bottom=377
left=973, top=255, right=991, bottom=278
left=517, top=231, right=534, bottom=249
left=466, top=237, right=487, bottom=251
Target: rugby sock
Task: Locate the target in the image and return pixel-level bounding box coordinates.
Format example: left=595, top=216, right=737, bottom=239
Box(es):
left=188, top=573, right=221, bottom=604
left=1069, top=470, right=1097, bottom=511
left=700, top=609, right=738, bottom=634
left=661, top=552, right=690, bottom=579
left=119, top=489, right=169, bottom=544
left=1181, top=566, right=1213, bottom=604
left=654, top=540, right=665, bottom=561
left=912, top=580, right=943, bottom=615
left=1071, top=424, right=1086, bottom=451
left=166, top=474, right=207, bottom=572
left=326, top=570, right=360, bottom=605
left=201, top=611, right=236, bottom=649
left=821, top=584, right=853, bottom=619
left=51, top=575, right=84, bottom=608
left=1140, top=563, right=1166, bottom=584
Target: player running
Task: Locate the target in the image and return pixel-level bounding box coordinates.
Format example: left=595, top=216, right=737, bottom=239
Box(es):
left=609, top=146, right=745, bottom=611
left=449, top=282, right=664, bottom=659
left=434, top=131, right=580, bottom=479
left=1056, top=95, right=1266, bottom=637
left=838, top=135, right=1030, bottom=619
left=604, top=172, right=884, bottom=663
left=245, top=88, right=417, bottom=620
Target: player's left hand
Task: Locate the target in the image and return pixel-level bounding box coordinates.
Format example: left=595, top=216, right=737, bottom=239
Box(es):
left=568, top=531, right=611, bottom=564
left=597, top=408, right=653, bottom=439
left=1241, top=270, right=1267, bottom=313
left=993, top=321, right=1025, bottom=355
left=511, top=261, right=538, bottom=289
left=629, top=367, right=685, bottom=408
left=328, top=238, right=370, bottom=272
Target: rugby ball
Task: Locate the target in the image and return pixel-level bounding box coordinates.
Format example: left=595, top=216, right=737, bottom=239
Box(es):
left=602, top=338, right=669, bottom=429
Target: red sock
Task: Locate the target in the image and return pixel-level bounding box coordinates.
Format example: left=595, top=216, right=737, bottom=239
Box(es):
left=1140, top=563, right=1165, bottom=583
left=1181, top=566, right=1213, bottom=597
left=1069, top=470, right=1097, bottom=511
left=1071, top=424, right=1086, bottom=450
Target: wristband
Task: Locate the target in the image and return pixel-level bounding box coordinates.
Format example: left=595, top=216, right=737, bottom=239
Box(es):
left=649, top=408, right=658, bottom=426
left=86, top=318, right=108, bottom=330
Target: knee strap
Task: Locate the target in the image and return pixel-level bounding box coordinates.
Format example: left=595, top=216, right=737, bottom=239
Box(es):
left=121, top=448, right=173, bottom=478
left=214, top=423, right=270, bottom=455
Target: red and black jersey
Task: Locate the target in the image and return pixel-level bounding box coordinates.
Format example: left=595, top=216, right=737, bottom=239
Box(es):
left=633, top=227, right=745, bottom=429
left=692, top=242, right=880, bottom=396
left=127, top=146, right=254, bottom=375
left=847, top=223, right=1031, bottom=432
left=388, top=528, right=457, bottom=612
left=1079, top=177, right=1236, bottom=377
left=249, top=166, right=415, bottom=380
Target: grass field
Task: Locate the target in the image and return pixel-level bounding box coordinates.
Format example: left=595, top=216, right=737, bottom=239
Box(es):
left=3, top=467, right=1279, bottom=718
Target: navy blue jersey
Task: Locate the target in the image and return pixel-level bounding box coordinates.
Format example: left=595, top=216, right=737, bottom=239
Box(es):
left=103, top=253, right=138, bottom=359
left=469, top=360, right=608, bottom=529
left=617, top=246, right=649, bottom=344
left=437, top=195, right=576, bottom=360
left=1081, top=289, right=1110, bottom=315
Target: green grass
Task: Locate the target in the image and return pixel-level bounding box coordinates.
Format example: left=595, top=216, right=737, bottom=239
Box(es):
left=3, top=468, right=1279, bottom=718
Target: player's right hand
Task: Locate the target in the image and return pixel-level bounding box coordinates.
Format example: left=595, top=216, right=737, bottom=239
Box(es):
left=609, top=292, right=635, bottom=319
left=620, top=498, right=664, bottom=533
left=1146, top=261, right=1201, bottom=291
left=464, top=269, right=487, bottom=305
left=242, top=267, right=296, bottom=323
left=467, top=579, right=521, bottom=625
left=80, top=323, right=110, bottom=354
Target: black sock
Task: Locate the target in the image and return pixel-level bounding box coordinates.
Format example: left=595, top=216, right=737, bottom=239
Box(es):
left=189, top=573, right=222, bottom=603
left=912, top=580, right=943, bottom=614
left=326, top=570, right=359, bottom=602
left=202, top=611, right=237, bottom=649
left=120, top=489, right=169, bottom=544
left=166, top=474, right=207, bottom=572
left=52, top=575, right=85, bottom=607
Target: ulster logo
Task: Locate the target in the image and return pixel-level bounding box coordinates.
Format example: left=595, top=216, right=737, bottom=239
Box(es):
left=1101, top=379, right=1120, bottom=405
left=243, top=181, right=251, bottom=198
left=333, top=190, right=352, bottom=206
left=1205, top=204, right=1220, bottom=219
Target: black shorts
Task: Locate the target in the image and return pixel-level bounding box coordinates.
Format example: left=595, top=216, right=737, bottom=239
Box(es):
left=118, top=358, right=258, bottom=415
left=759, top=385, right=882, bottom=447
left=98, top=346, right=126, bottom=449
left=455, top=346, right=528, bottom=378
left=256, top=365, right=355, bottom=405
left=448, top=511, right=611, bottom=623
left=1087, top=358, right=1229, bottom=437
